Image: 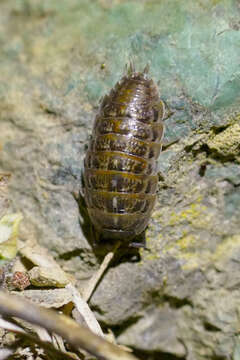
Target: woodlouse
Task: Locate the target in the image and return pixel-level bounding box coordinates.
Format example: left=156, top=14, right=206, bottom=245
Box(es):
left=83, top=64, right=165, bottom=245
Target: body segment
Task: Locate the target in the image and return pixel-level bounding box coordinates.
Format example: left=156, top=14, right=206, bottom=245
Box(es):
left=83, top=67, right=164, bottom=242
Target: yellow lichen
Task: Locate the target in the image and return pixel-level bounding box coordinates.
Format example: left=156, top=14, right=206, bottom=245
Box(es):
left=212, top=235, right=240, bottom=262
left=207, top=123, right=240, bottom=157
left=169, top=203, right=207, bottom=226
left=173, top=235, right=240, bottom=271
left=176, top=234, right=196, bottom=250
left=180, top=251, right=211, bottom=271
left=141, top=233, right=162, bottom=262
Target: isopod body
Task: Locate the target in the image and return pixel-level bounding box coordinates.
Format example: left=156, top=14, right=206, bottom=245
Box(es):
left=83, top=66, right=165, bottom=243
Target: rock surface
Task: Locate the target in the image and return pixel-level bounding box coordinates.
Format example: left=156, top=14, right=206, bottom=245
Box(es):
left=0, top=1, right=240, bottom=359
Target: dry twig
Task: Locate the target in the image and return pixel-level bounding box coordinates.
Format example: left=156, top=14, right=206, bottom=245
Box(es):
left=83, top=242, right=121, bottom=302
left=0, top=291, right=139, bottom=360
left=66, top=283, right=104, bottom=337
left=0, top=317, right=75, bottom=359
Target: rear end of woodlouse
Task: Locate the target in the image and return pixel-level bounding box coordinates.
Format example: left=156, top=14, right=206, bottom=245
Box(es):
left=83, top=64, right=165, bottom=245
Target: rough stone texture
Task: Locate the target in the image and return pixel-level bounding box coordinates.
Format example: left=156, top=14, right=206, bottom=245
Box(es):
left=0, top=1, right=240, bottom=359
left=29, top=266, right=69, bottom=287
left=118, top=305, right=186, bottom=357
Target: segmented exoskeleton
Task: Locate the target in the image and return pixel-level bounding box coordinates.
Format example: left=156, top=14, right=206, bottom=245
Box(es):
left=83, top=64, right=165, bottom=245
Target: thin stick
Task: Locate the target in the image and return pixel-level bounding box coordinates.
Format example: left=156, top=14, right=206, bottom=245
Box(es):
left=0, top=317, right=75, bottom=360
left=83, top=242, right=121, bottom=302
left=0, top=291, right=139, bottom=360
left=66, top=283, right=104, bottom=337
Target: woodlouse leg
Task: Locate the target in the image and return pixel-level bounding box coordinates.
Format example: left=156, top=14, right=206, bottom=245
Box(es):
left=163, top=100, right=175, bottom=121
left=162, top=138, right=179, bottom=149
left=129, top=232, right=148, bottom=249
left=90, top=224, right=100, bottom=247
left=153, top=99, right=166, bottom=121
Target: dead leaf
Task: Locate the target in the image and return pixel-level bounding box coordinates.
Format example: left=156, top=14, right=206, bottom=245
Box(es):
left=0, top=213, right=23, bottom=259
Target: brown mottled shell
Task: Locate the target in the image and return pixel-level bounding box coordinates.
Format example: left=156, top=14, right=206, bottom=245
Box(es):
left=83, top=67, right=164, bottom=242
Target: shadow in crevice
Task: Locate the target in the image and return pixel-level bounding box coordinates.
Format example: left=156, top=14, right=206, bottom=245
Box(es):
left=134, top=349, right=186, bottom=360
left=148, top=290, right=193, bottom=310
left=97, top=315, right=141, bottom=337
left=203, top=321, right=221, bottom=332
left=162, top=294, right=193, bottom=309
left=211, top=124, right=229, bottom=135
